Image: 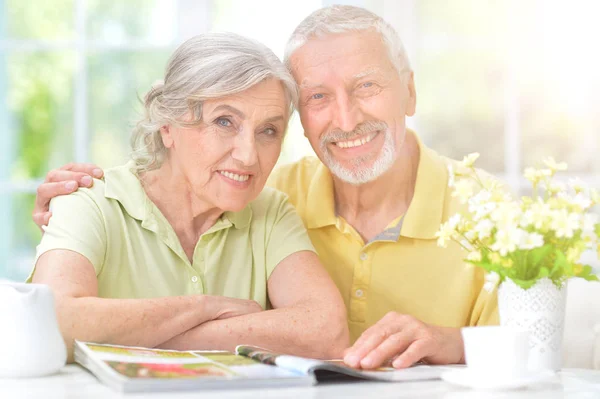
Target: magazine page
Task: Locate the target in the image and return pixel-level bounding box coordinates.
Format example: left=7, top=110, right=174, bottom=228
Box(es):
left=308, top=361, right=450, bottom=382
left=235, top=345, right=448, bottom=382
left=76, top=341, right=306, bottom=384
left=236, top=345, right=321, bottom=374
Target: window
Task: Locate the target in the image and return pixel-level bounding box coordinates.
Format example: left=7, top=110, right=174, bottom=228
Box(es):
left=0, top=0, right=322, bottom=280
left=1, top=0, right=192, bottom=280
left=404, top=0, right=600, bottom=190
left=2, top=0, right=599, bottom=280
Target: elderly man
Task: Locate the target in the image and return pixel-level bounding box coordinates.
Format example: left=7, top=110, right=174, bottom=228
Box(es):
left=31, top=5, right=497, bottom=369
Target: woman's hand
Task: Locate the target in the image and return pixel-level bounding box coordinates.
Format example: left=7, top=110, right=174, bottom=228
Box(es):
left=204, top=296, right=263, bottom=320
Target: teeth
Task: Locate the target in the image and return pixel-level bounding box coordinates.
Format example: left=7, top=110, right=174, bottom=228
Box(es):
left=335, top=132, right=377, bottom=149
left=219, top=171, right=250, bottom=182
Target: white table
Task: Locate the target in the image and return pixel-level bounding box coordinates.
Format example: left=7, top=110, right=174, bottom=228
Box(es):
left=3, top=366, right=600, bottom=399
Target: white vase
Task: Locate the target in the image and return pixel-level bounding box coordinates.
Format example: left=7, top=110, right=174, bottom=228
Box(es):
left=593, top=323, right=600, bottom=370
left=498, top=277, right=567, bottom=372
left=0, top=283, right=67, bottom=378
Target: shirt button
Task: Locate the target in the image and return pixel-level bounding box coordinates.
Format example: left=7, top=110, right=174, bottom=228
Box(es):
left=360, top=253, right=368, bottom=261
left=355, top=289, right=364, bottom=298
left=191, top=276, right=198, bottom=283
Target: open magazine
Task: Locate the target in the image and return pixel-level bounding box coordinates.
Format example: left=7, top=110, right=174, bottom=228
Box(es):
left=74, top=341, right=448, bottom=393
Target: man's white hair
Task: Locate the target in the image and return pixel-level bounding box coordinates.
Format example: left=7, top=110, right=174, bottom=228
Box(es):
left=131, top=32, right=298, bottom=174
left=284, top=5, right=411, bottom=75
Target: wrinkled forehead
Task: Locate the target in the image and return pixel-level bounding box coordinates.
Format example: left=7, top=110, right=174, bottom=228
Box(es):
left=290, top=32, right=396, bottom=86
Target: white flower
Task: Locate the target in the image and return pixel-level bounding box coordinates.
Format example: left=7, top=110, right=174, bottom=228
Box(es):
left=519, top=210, right=535, bottom=228
left=485, top=271, right=500, bottom=283
left=461, top=152, right=480, bottom=168
left=591, top=189, right=600, bottom=204
left=519, top=232, right=544, bottom=250
left=529, top=201, right=552, bottom=229
left=468, top=188, right=495, bottom=219
left=471, top=202, right=497, bottom=221
left=524, top=167, right=553, bottom=183
left=491, top=228, right=524, bottom=256
left=469, top=189, right=492, bottom=205
left=490, top=203, right=521, bottom=229
left=465, top=230, right=477, bottom=241
left=569, top=178, right=588, bottom=194
left=483, top=177, right=503, bottom=192
left=543, top=181, right=566, bottom=194
left=571, top=193, right=593, bottom=210
left=452, top=179, right=475, bottom=204
left=550, top=210, right=581, bottom=238
left=447, top=164, right=455, bottom=187
left=543, top=157, right=568, bottom=172
left=460, top=239, right=474, bottom=251
left=582, top=213, right=599, bottom=240
left=436, top=216, right=460, bottom=248
left=524, top=167, right=539, bottom=183
left=483, top=272, right=500, bottom=292
left=474, top=219, right=494, bottom=239
left=448, top=214, right=462, bottom=230
left=467, top=251, right=482, bottom=262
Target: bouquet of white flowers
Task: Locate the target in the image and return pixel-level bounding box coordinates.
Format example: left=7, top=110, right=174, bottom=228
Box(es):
left=436, top=154, right=600, bottom=290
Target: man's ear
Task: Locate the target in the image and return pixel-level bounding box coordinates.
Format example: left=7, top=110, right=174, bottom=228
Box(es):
left=405, top=71, right=417, bottom=117
left=160, top=125, right=174, bottom=148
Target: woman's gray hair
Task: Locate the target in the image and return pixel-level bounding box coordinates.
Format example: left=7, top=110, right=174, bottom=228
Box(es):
left=131, top=32, right=298, bottom=173
left=284, top=5, right=411, bottom=75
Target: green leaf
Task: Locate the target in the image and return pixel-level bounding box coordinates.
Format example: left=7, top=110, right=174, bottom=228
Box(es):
left=550, top=249, right=569, bottom=281
left=527, top=245, right=553, bottom=268
left=536, top=267, right=550, bottom=279
left=577, top=265, right=599, bottom=282
left=468, top=261, right=495, bottom=273
left=507, top=277, right=538, bottom=290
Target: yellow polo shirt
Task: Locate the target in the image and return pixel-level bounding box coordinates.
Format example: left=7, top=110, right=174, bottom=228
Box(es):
left=268, top=132, right=498, bottom=342
left=29, top=162, right=315, bottom=309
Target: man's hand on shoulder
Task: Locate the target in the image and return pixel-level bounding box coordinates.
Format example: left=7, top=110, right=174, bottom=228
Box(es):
left=343, top=312, right=464, bottom=369
left=33, top=163, right=104, bottom=231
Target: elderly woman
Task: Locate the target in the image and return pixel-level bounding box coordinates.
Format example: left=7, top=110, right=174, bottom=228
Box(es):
left=28, top=32, right=348, bottom=362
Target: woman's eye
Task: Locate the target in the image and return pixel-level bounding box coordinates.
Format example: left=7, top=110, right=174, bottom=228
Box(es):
left=216, top=117, right=232, bottom=127
left=362, top=82, right=373, bottom=88
left=312, top=93, right=324, bottom=100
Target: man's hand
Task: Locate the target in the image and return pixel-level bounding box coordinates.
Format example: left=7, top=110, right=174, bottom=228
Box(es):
left=343, top=312, right=464, bottom=369
left=33, top=163, right=104, bottom=231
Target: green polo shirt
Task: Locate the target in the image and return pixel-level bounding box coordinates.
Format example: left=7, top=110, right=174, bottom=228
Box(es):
left=28, top=162, right=315, bottom=308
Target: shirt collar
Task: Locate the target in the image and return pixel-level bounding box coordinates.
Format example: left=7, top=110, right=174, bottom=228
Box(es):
left=302, top=130, right=449, bottom=239
left=104, top=161, right=252, bottom=230
left=223, top=207, right=252, bottom=230
left=103, top=161, right=146, bottom=221
left=304, top=161, right=337, bottom=229
left=400, top=132, right=448, bottom=239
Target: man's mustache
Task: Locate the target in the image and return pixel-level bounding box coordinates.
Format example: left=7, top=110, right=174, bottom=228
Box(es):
left=322, top=121, right=388, bottom=143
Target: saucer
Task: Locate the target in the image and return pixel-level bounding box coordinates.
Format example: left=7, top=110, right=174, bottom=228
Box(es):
left=441, top=368, right=555, bottom=390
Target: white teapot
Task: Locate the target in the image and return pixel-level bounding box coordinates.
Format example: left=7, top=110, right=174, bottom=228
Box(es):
left=0, top=283, right=67, bottom=378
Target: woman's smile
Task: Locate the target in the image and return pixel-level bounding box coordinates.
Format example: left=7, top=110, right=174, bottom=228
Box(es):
left=217, top=169, right=254, bottom=188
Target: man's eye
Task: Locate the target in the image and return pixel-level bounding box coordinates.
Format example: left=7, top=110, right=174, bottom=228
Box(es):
left=264, top=127, right=277, bottom=136
left=312, top=93, right=324, bottom=100
left=362, top=82, right=373, bottom=88
left=216, top=117, right=232, bottom=127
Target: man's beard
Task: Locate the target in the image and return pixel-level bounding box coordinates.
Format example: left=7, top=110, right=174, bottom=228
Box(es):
left=319, top=121, right=396, bottom=185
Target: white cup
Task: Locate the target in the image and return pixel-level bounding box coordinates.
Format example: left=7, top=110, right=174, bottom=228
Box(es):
left=461, top=326, right=530, bottom=378
left=0, top=283, right=67, bottom=378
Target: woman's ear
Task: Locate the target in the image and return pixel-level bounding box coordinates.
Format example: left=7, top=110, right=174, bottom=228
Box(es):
left=160, top=125, right=174, bottom=148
